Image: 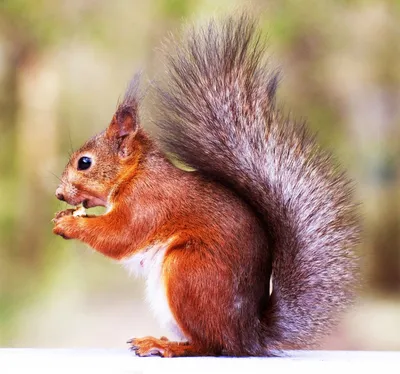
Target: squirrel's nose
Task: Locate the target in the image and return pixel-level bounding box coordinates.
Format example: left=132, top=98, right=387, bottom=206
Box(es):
left=55, top=187, right=65, bottom=201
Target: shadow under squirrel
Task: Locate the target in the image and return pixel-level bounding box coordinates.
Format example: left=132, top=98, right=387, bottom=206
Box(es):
left=53, top=14, right=360, bottom=357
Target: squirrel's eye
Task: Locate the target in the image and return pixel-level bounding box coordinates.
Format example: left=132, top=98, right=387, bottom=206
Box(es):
left=77, top=156, right=92, bottom=171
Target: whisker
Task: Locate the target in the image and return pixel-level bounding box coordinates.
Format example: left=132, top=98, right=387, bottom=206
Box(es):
left=48, top=170, right=62, bottom=183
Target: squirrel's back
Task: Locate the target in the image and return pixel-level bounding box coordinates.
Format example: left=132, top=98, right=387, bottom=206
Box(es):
left=153, top=14, right=360, bottom=350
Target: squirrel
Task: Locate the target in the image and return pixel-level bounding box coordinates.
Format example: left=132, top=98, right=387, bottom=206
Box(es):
left=52, top=15, right=360, bottom=357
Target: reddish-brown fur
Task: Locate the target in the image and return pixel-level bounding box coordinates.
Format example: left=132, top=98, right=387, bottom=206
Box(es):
left=53, top=106, right=271, bottom=356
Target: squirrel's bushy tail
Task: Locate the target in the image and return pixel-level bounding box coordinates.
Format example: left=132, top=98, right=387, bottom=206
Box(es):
left=154, top=14, right=360, bottom=351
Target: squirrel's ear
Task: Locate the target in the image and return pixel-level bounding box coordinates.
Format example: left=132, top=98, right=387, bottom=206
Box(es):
left=106, top=106, right=139, bottom=158
left=106, top=74, right=142, bottom=156
left=107, top=106, right=138, bottom=140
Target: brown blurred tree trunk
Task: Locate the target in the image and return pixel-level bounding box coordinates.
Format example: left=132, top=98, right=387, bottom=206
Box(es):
left=15, top=48, right=59, bottom=265
left=371, top=185, right=400, bottom=293
left=0, top=41, right=59, bottom=344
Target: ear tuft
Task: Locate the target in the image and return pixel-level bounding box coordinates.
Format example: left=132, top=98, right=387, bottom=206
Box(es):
left=107, top=74, right=142, bottom=140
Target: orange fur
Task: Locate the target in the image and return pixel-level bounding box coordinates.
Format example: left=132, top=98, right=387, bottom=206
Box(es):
left=53, top=102, right=269, bottom=357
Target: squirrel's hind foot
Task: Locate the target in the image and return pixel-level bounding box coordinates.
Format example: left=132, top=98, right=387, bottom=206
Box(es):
left=128, top=336, right=207, bottom=357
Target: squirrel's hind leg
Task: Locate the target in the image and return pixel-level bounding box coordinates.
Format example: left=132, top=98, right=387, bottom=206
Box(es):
left=128, top=336, right=209, bottom=357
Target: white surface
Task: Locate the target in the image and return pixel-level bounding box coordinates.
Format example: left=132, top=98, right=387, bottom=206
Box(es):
left=1, top=349, right=399, bottom=374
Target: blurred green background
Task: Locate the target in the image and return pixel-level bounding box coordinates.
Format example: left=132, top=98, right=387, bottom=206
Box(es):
left=1, top=0, right=399, bottom=350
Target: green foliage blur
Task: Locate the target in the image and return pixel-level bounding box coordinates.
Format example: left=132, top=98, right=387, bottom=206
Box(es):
left=0, top=0, right=399, bottom=349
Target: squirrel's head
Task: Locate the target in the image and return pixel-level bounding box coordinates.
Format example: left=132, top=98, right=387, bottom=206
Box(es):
left=55, top=80, right=146, bottom=209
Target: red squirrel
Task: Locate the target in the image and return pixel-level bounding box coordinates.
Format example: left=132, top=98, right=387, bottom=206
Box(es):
left=52, top=15, right=360, bottom=357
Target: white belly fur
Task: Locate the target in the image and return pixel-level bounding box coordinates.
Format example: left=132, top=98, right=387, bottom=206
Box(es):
left=121, top=241, right=184, bottom=340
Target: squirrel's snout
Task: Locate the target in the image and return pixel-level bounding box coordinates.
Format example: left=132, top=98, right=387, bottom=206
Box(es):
left=55, top=186, right=65, bottom=202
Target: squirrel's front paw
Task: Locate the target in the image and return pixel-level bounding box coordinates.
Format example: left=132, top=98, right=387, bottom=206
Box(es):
left=52, top=209, right=75, bottom=224
left=52, top=214, right=80, bottom=240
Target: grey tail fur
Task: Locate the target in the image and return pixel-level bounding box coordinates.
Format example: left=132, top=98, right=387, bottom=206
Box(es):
left=153, top=14, right=360, bottom=351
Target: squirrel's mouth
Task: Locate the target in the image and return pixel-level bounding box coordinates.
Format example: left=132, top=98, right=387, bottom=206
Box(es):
left=82, top=197, right=107, bottom=209
left=55, top=184, right=107, bottom=210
